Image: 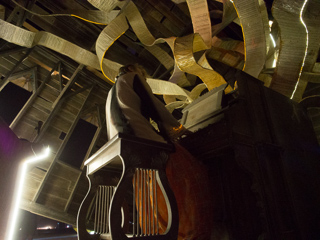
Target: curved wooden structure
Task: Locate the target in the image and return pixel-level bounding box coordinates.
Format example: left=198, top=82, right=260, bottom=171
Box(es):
left=77, top=133, right=178, bottom=240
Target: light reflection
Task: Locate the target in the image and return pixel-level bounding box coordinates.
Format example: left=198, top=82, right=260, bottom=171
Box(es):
left=291, top=0, right=309, bottom=99
left=5, top=146, right=50, bottom=240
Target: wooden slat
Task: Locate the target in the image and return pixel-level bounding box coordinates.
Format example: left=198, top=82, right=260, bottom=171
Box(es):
left=20, top=199, right=77, bottom=225
left=0, top=47, right=27, bottom=57
left=147, top=0, right=186, bottom=29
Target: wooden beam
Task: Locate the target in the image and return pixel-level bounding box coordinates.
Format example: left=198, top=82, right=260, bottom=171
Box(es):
left=64, top=84, right=93, bottom=99
left=152, top=63, right=162, bottom=78
left=16, top=0, right=36, bottom=27
left=9, top=62, right=60, bottom=129
left=0, top=47, right=34, bottom=91
left=7, top=66, right=37, bottom=80
left=33, top=84, right=95, bottom=204
left=158, top=65, right=174, bottom=79
left=58, top=61, right=63, bottom=92
left=20, top=199, right=76, bottom=225
left=0, top=47, right=28, bottom=57
left=34, top=83, right=94, bottom=143
left=31, top=66, right=38, bottom=91
left=52, top=64, right=84, bottom=109
left=63, top=171, right=83, bottom=212
left=81, top=105, right=105, bottom=169
left=6, top=5, right=20, bottom=23
left=37, top=46, right=110, bottom=91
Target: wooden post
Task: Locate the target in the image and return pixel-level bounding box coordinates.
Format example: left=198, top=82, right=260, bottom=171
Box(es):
left=52, top=64, right=84, bottom=109
left=81, top=104, right=105, bottom=169
left=58, top=62, right=63, bottom=92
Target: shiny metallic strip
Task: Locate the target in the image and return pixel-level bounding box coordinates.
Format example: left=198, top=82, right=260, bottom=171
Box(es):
left=94, top=190, right=98, bottom=232
left=155, top=170, right=159, bottom=235
left=133, top=170, right=136, bottom=236
left=97, top=186, right=101, bottom=233
left=104, top=186, right=108, bottom=234
left=100, top=186, right=104, bottom=234
left=143, top=169, right=147, bottom=235
left=147, top=169, right=151, bottom=235
left=139, top=169, right=142, bottom=236
left=151, top=170, right=155, bottom=235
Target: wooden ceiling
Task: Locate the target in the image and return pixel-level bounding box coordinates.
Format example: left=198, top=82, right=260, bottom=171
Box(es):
left=0, top=0, right=244, bottom=80
left=1, top=0, right=320, bottom=226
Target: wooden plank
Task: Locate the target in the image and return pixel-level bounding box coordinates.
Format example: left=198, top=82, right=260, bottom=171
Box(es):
left=64, top=96, right=84, bottom=110
left=37, top=193, right=68, bottom=212
left=34, top=101, right=73, bottom=143
left=0, top=65, right=10, bottom=76
left=0, top=47, right=34, bottom=90
left=7, top=66, right=37, bottom=80
left=51, top=115, right=73, bottom=132
left=24, top=177, right=42, bottom=192
left=33, top=84, right=88, bottom=143
left=13, top=121, right=36, bottom=141
left=64, top=172, right=82, bottom=212
left=28, top=167, right=47, bottom=181
left=28, top=52, right=59, bottom=73
left=0, top=56, right=17, bottom=73
left=0, top=47, right=27, bottom=57
left=147, top=0, right=186, bottom=29
left=33, top=84, right=95, bottom=205
left=20, top=199, right=77, bottom=225
left=81, top=105, right=105, bottom=168
left=61, top=101, right=81, bottom=116
left=33, top=97, right=52, bottom=115
left=38, top=86, right=60, bottom=103
left=59, top=108, right=77, bottom=122
left=135, top=0, right=175, bottom=38
left=40, top=130, right=63, bottom=153
left=10, top=61, right=59, bottom=129
left=22, top=186, right=38, bottom=202
left=26, top=105, right=49, bottom=121
left=171, top=4, right=191, bottom=26
left=118, top=34, right=144, bottom=55
left=58, top=61, right=63, bottom=92
left=52, top=64, right=84, bottom=108
left=40, top=177, right=76, bottom=199
left=17, top=0, right=37, bottom=27
left=162, top=17, right=183, bottom=36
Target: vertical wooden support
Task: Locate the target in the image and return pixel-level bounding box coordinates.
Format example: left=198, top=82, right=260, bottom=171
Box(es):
left=31, top=66, right=38, bottom=91
left=58, top=62, right=63, bottom=92
left=33, top=84, right=95, bottom=203
left=81, top=104, right=105, bottom=169
left=63, top=170, right=83, bottom=212
left=10, top=62, right=60, bottom=129
left=52, top=64, right=84, bottom=108
left=16, top=0, right=36, bottom=27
